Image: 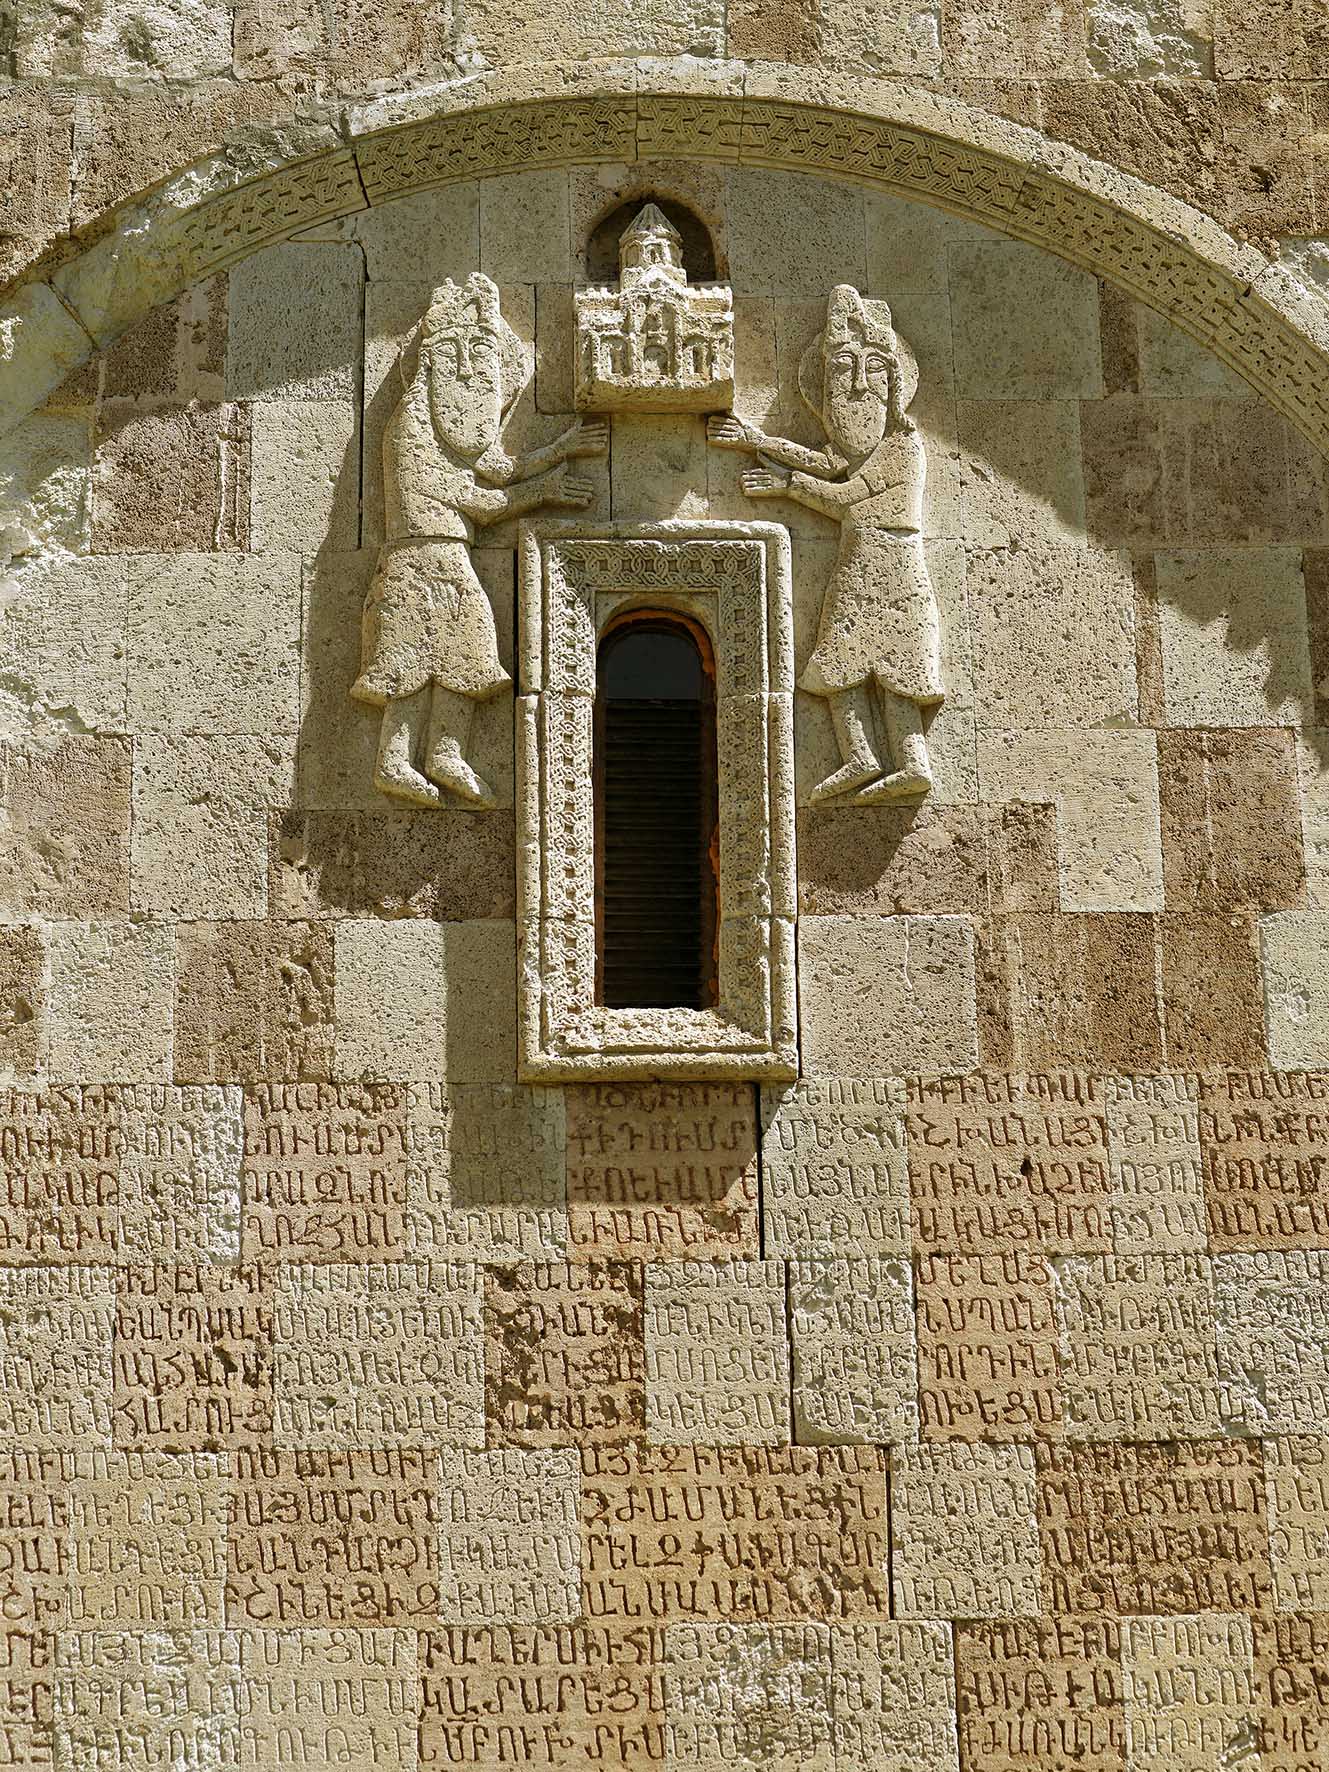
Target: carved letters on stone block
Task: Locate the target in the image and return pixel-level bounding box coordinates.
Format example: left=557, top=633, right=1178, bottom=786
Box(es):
left=709, top=283, right=944, bottom=807
left=516, top=519, right=797, bottom=1081
left=351, top=272, right=606, bottom=811
left=575, top=204, right=735, bottom=414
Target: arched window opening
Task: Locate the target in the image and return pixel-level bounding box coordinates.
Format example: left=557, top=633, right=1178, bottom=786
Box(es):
left=596, top=615, right=719, bottom=1010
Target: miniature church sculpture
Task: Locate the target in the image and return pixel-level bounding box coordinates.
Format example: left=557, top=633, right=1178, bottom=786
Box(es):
left=575, top=204, right=735, bottom=413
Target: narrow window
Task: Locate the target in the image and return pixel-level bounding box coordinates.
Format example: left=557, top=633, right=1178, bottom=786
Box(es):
left=596, top=615, right=719, bottom=1009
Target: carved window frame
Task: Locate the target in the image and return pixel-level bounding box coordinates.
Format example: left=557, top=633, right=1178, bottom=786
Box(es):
left=516, top=519, right=798, bottom=1081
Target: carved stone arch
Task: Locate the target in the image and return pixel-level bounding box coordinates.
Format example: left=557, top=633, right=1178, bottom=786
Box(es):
left=6, top=59, right=1329, bottom=451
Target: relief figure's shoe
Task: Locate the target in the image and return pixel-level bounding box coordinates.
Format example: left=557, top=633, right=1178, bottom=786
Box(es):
left=807, top=758, right=882, bottom=804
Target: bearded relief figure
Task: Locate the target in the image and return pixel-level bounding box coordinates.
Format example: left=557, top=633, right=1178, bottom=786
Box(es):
left=709, top=285, right=942, bottom=803
left=352, top=273, right=606, bottom=809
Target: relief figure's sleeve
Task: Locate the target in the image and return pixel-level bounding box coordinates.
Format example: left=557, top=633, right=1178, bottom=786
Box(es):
left=452, top=465, right=565, bottom=527
left=784, top=469, right=870, bottom=517
left=756, top=435, right=844, bottom=477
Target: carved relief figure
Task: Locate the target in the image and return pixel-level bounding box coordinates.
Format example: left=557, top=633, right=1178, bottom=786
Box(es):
left=709, top=285, right=942, bottom=802
left=352, top=273, right=606, bottom=808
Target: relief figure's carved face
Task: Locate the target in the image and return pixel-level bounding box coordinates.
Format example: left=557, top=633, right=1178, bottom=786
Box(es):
left=427, top=326, right=504, bottom=458
left=824, top=337, right=892, bottom=457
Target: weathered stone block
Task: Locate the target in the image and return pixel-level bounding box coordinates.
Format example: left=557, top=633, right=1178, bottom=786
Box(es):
left=131, top=733, right=295, bottom=919
left=47, top=920, right=173, bottom=1083
left=798, top=914, right=979, bottom=1077
left=1156, top=548, right=1313, bottom=727
left=127, top=552, right=302, bottom=735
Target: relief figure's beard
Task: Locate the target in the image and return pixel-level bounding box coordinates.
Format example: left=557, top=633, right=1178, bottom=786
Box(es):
left=828, top=394, right=887, bottom=457
left=431, top=379, right=503, bottom=459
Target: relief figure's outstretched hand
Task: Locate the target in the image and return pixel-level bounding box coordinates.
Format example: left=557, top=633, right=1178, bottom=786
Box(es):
left=561, top=417, right=610, bottom=459
left=545, top=466, right=597, bottom=509
left=741, top=461, right=792, bottom=499
left=708, top=414, right=766, bottom=453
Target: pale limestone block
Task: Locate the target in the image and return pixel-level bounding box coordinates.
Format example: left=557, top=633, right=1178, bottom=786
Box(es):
left=238, top=1630, right=417, bottom=1771
left=821, top=0, right=940, bottom=72
left=867, top=195, right=988, bottom=296
left=1138, top=307, right=1253, bottom=398
left=442, top=920, right=518, bottom=1082
left=958, top=401, right=1087, bottom=548
left=464, top=0, right=722, bottom=58
left=47, top=919, right=173, bottom=1083
left=1156, top=548, right=1313, bottom=727
left=248, top=398, right=360, bottom=553
left=1053, top=1253, right=1221, bottom=1439
left=1296, top=733, right=1329, bottom=909
left=80, top=0, right=234, bottom=77
left=798, top=915, right=979, bottom=1078
left=334, top=919, right=517, bottom=1083
left=405, top=1082, right=567, bottom=1261
left=1260, top=911, right=1329, bottom=1068
left=729, top=295, right=780, bottom=429
left=117, top=1083, right=243, bottom=1264
left=273, top=1259, right=484, bottom=1449
left=0, top=282, right=94, bottom=435
left=54, top=1628, right=240, bottom=1769
left=645, top=1258, right=789, bottom=1444
left=0, top=411, right=91, bottom=554
left=761, top=1077, right=910, bottom=1257
left=666, top=1621, right=835, bottom=1771
left=978, top=729, right=1164, bottom=912
left=1104, top=1073, right=1207, bottom=1253
left=127, top=552, right=302, bottom=736
left=829, top=1622, right=959, bottom=1772
left=726, top=169, right=867, bottom=298
left=131, top=733, right=296, bottom=919
left=0, top=553, right=126, bottom=737
left=334, top=918, right=446, bottom=1081
left=67, top=1451, right=230, bottom=1625
left=927, top=537, right=978, bottom=802
left=971, top=544, right=1137, bottom=728
left=790, top=1257, right=917, bottom=1444
left=480, top=169, right=572, bottom=284
left=892, top=1443, right=1042, bottom=1619
left=1085, top=0, right=1211, bottom=75
left=1265, top=1436, right=1329, bottom=1614
left=949, top=238, right=1104, bottom=400
left=227, top=240, right=363, bottom=401
left=1121, top=1614, right=1259, bottom=1772
left=0, top=1266, right=114, bottom=1447
left=1214, top=1251, right=1329, bottom=1435
left=609, top=415, right=709, bottom=520
left=436, top=1446, right=579, bottom=1624
left=354, top=183, right=481, bottom=288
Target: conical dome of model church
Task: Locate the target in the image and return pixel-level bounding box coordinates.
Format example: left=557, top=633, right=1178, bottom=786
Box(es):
left=619, top=203, right=687, bottom=281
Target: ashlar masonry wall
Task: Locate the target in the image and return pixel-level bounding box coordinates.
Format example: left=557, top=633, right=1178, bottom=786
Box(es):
left=0, top=159, right=1328, bottom=1768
